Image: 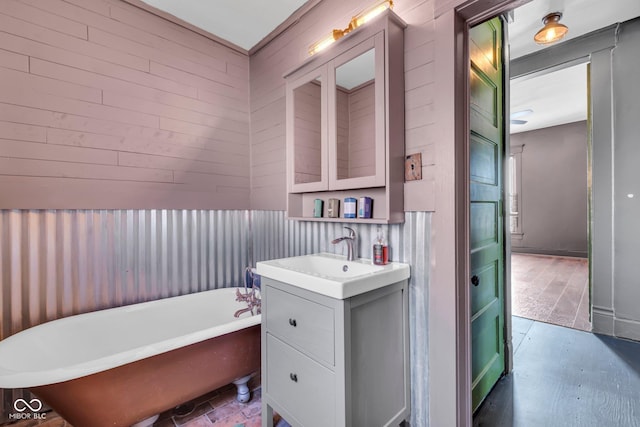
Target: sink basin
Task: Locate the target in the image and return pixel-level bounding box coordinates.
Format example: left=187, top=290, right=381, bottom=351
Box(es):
left=274, top=254, right=385, bottom=278
left=256, top=253, right=410, bottom=299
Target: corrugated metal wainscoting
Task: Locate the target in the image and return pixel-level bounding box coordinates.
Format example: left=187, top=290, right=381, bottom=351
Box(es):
left=0, top=209, right=251, bottom=421
left=251, top=211, right=431, bottom=427
left=1, top=210, right=430, bottom=426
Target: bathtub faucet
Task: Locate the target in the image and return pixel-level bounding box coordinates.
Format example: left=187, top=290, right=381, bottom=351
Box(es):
left=234, top=289, right=261, bottom=317
left=332, top=227, right=357, bottom=261
left=234, top=270, right=261, bottom=317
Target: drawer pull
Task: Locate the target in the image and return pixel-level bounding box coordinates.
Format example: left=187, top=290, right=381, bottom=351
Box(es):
left=288, top=318, right=297, bottom=327
left=289, top=373, right=298, bottom=382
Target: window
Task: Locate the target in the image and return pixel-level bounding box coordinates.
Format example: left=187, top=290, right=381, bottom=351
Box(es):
left=509, top=145, right=524, bottom=237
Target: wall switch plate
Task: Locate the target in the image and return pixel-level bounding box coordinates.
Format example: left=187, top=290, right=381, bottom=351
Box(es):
left=405, top=153, right=422, bottom=181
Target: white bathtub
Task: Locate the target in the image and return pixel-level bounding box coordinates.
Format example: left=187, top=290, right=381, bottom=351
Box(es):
left=0, top=287, right=262, bottom=427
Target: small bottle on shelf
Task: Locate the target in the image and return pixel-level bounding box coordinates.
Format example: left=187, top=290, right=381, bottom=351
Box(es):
left=373, top=225, right=389, bottom=265
left=344, top=197, right=357, bottom=219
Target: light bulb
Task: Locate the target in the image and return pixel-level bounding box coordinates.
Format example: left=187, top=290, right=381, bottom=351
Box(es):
left=308, top=0, right=393, bottom=56
left=308, top=29, right=345, bottom=56
left=351, top=0, right=393, bottom=29
left=309, top=33, right=336, bottom=56
left=534, top=12, right=568, bottom=45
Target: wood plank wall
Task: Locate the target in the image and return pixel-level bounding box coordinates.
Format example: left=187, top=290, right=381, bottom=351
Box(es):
left=293, top=80, right=322, bottom=184
left=347, top=83, right=376, bottom=178
left=0, top=0, right=250, bottom=209
left=250, top=0, right=436, bottom=211
left=337, top=89, right=350, bottom=179
left=335, top=83, right=376, bottom=180
left=306, top=83, right=375, bottom=182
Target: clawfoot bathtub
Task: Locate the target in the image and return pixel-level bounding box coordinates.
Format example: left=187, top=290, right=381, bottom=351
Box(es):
left=0, top=287, right=261, bottom=427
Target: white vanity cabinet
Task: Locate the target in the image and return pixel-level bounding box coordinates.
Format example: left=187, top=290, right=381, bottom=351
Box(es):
left=285, top=10, right=406, bottom=224
left=260, top=278, right=410, bottom=427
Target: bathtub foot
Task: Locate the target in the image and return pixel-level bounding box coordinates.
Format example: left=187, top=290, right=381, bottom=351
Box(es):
left=233, top=375, right=252, bottom=403
left=131, top=414, right=159, bottom=427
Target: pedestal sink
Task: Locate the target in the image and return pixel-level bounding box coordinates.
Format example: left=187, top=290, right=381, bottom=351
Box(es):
left=256, top=253, right=410, bottom=299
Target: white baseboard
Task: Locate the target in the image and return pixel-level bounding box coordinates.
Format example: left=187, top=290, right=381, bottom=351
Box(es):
left=614, top=318, right=640, bottom=342
left=592, top=306, right=614, bottom=336
left=592, top=306, right=640, bottom=342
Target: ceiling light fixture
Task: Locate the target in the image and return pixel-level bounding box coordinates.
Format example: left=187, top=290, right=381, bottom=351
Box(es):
left=534, top=12, right=569, bottom=45
left=510, top=109, right=533, bottom=125
left=308, top=0, right=393, bottom=56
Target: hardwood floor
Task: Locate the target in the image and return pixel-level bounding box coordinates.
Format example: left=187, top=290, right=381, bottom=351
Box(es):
left=511, top=253, right=591, bottom=331
left=474, top=317, right=640, bottom=427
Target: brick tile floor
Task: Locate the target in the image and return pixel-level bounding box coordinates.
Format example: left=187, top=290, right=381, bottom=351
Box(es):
left=4, top=377, right=291, bottom=427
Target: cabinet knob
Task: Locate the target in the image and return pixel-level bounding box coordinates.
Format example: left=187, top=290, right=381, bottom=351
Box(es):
left=288, top=318, right=297, bottom=327
left=289, top=373, right=298, bottom=382
left=471, top=275, right=480, bottom=286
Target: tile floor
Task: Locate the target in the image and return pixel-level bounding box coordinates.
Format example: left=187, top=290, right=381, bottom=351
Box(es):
left=511, top=253, right=591, bottom=331
left=4, top=377, right=290, bottom=427
left=153, top=380, right=265, bottom=427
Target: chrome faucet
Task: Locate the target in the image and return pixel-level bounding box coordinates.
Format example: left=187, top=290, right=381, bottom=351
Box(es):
left=331, top=227, right=357, bottom=261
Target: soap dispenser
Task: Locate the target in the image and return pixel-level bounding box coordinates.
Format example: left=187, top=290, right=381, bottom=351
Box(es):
left=373, top=225, right=388, bottom=265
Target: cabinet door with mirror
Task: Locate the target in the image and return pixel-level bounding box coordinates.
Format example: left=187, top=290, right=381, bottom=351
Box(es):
left=328, top=32, right=385, bottom=190
left=284, top=10, right=406, bottom=223
left=287, top=67, right=328, bottom=193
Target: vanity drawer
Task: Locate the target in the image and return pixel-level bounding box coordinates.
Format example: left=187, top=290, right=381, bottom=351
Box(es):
left=266, top=334, right=335, bottom=427
left=265, top=285, right=335, bottom=366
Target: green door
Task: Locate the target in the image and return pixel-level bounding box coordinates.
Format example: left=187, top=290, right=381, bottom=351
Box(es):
left=470, top=17, right=505, bottom=412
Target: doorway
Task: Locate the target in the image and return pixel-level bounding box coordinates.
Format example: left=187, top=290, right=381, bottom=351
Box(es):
left=508, top=63, right=591, bottom=332
left=469, top=16, right=506, bottom=412
left=430, top=0, right=622, bottom=425
left=469, top=0, right=595, bottom=415
left=468, top=1, right=640, bottom=423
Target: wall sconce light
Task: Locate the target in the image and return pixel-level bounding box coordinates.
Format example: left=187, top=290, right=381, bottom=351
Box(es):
left=534, top=12, right=568, bottom=45
left=308, top=0, right=393, bottom=56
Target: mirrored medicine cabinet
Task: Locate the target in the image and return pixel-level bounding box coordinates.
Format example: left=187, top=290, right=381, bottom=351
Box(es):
left=285, top=10, right=406, bottom=224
